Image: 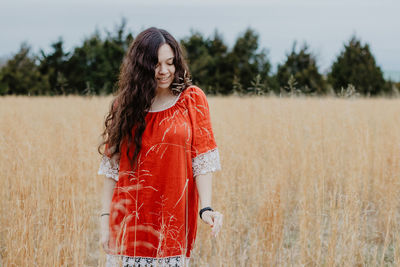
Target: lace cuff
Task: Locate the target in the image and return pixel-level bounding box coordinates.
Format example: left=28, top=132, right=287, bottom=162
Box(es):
left=106, top=254, right=188, bottom=267
left=192, top=148, right=221, bottom=177
left=98, top=155, right=119, bottom=181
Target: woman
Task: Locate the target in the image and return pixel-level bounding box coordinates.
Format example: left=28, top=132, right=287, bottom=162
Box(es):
left=98, top=27, right=223, bottom=267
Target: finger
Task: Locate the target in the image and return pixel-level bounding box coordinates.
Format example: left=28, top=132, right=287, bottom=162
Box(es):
left=102, top=241, right=111, bottom=254
left=212, top=213, right=223, bottom=237
left=202, top=212, right=214, bottom=226
left=212, top=222, right=221, bottom=236
left=103, top=246, right=112, bottom=254
left=217, top=212, right=223, bottom=227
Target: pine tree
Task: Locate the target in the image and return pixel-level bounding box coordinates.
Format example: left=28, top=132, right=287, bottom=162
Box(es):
left=0, top=43, right=49, bottom=95
left=64, top=19, right=131, bottom=95
left=276, top=41, right=325, bottom=95
left=328, top=35, right=385, bottom=96
left=228, top=28, right=271, bottom=94
left=38, top=38, right=70, bottom=95
left=180, top=31, right=213, bottom=92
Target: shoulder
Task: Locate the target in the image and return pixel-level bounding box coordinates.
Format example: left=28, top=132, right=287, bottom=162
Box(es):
left=185, top=85, right=205, bottom=94
left=181, top=85, right=211, bottom=118
left=182, top=85, right=208, bottom=104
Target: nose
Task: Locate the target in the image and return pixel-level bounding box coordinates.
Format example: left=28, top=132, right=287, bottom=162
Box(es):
left=158, top=64, right=168, bottom=75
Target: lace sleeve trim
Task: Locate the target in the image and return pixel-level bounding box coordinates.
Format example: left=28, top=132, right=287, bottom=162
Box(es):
left=98, top=155, right=119, bottom=181
left=192, top=148, right=221, bottom=177
left=106, top=254, right=188, bottom=266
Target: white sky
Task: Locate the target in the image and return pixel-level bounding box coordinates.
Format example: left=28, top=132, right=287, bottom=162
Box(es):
left=1, top=0, right=399, bottom=77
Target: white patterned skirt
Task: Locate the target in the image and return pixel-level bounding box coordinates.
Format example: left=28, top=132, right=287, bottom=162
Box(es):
left=106, top=254, right=190, bottom=267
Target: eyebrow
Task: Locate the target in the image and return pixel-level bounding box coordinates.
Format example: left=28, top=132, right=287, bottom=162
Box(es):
left=159, top=57, right=174, bottom=62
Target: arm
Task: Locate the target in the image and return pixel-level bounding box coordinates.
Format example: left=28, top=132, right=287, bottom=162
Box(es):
left=195, top=172, right=223, bottom=237
left=188, top=87, right=222, bottom=236
left=100, top=177, right=116, bottom=229
left=99, top=177, right=116, bottom=253
left=195, top=172, right=213, bottom=209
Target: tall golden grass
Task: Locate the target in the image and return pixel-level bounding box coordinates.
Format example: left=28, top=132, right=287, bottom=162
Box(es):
left=0, top=96, right=399, bottom=266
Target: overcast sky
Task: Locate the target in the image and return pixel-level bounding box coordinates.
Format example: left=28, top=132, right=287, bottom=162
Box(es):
left=1, top=0, right=399, bottom=78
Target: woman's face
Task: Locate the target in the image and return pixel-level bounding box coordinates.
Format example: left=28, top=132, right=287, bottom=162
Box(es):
left=155, top=43, right=176, bottom=92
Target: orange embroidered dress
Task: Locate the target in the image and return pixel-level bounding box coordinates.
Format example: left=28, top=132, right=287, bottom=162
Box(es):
left=98, top=86, right=221, bottom=267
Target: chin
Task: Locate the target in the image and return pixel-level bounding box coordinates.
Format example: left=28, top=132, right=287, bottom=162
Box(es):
left=157, top=79, right=173, bottom=89
left=157, top=83, right=172, bottom=90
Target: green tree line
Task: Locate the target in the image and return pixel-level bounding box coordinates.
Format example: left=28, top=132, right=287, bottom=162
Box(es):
left=1, top=19, right=399, bottom=96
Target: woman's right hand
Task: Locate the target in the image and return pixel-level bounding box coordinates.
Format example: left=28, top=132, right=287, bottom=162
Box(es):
left=100, top=227, right=112, bottom=253
left=100, top=216, right=112, bottom=254
left=201, top=210, right=223, bottom=238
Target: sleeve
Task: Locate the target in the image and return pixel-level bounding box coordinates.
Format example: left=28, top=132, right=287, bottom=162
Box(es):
left=98, top=143, right=119, bottom=182
left=188, top=87, right=221, bottom=177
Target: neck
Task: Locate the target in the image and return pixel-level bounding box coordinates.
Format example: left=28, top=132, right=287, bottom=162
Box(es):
left=155, top=87, right=172, bottom=97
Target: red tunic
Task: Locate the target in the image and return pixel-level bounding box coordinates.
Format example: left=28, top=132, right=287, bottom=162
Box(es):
left=99, top=86, right=221, bottom=263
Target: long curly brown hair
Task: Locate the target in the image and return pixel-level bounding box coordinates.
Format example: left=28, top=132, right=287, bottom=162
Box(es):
left=98, top=27, right=191, bottom=168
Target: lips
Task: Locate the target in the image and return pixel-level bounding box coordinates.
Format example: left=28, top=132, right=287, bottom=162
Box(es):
left=157, top=76, right=171, bottom=83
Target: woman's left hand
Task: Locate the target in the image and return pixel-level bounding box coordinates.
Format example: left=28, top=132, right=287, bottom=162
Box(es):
left=201, top=210, right=223, bottom=237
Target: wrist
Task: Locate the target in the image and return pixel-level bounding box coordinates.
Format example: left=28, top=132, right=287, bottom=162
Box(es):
left=100, top=216, right=110, bottom=230
left=200, top=200, right=212, bottom=209
left=100, top=212, right=110, bottom=224
left=199, top=206, right=213, bottom=220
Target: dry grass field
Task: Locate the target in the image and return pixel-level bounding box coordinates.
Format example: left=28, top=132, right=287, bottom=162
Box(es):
left=1, top=95, right=400, bottom=266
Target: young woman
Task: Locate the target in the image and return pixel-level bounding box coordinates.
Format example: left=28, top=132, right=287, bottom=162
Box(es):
left=98, top=27, right=223, bottom=267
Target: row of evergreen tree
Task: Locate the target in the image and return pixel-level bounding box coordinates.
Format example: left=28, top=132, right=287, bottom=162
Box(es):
left=1, top=19, right=399, bottom=96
